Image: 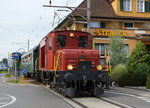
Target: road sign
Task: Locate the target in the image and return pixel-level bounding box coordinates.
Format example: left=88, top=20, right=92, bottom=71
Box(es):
left=21, top=69, right=26, bottom=74
left=13, top=52, right=19, bottom=59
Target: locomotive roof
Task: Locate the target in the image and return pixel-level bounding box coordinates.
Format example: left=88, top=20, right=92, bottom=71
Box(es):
left=40, top=30, right=90, bottom=41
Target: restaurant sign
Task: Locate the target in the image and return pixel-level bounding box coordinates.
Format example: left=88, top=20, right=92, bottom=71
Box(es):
left=94, top=29, right=127, bottom=37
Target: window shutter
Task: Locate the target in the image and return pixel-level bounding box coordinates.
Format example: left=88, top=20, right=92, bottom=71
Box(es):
left=84, top=24, right=87, bottom=28
left=145, top=1, right=150, bottom=12
left=145, top=1, right=148, bottom=12
left=100, top=22, right=106, bottom=28
left=120, top=0, right=124, bottom=11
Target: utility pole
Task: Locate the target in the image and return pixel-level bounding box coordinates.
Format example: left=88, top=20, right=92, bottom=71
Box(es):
left=28, top=39, right=30, bottom=51
left=87, top=0, right=90, bottom=33
left=43, top=0, right=91, bottom=33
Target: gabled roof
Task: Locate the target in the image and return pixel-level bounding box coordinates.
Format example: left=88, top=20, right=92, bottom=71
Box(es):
left=72, top=0, right=116, bottom=18
left=56, top=0, right=150, bottom=29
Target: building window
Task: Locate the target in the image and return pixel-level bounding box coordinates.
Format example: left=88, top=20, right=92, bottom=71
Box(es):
left=95, top=44, right=107, bottom=65
left=145, top=1, right=150, bottom=12
left=123, top=22, right=134, bottom=28
left=90, top=22, right=100, bottom=28
left=137, top=0, right=144, bottom=12
left=100, top=22, right=106, bottom=28
left=84, top=22, right=106, bottom=28
left=124, top=44, right=129, bottom=57
left=120, top=0, right=132, bottom=11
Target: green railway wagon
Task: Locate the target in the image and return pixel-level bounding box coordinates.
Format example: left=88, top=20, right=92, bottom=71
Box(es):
left=21, top=46, right=39, bottom=77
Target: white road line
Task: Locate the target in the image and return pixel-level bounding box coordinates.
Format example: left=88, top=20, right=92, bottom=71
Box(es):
left=137, top=97, right=146, bottom=99
left=0, top=97, right=10, bottom=100
left=0, top=103, right=7, bottom=105
left=0, top=95, right=16, bottom=108
left=106, top=91, right=150, bottom=103
left=141, top=98, right=150, bottom=101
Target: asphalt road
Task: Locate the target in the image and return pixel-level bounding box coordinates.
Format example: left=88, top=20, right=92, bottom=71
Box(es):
left=1, top=73, right=150, bottom=108
left=101, top=87, right=150, bottom=108
left=0, top=74, right=73, bottom=108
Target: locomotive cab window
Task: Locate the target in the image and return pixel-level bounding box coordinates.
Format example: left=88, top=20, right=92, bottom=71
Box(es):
left=49, top=39, right=52, bottom=50
left=56, top=35, right=66, bottom=48
left=78, top=36, right=87, bottom=48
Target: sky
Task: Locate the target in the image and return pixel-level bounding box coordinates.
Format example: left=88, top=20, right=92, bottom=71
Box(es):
left=0, top=0, right=83, bottom=61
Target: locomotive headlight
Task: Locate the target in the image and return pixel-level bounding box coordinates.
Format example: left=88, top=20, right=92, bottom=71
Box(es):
left=70, top=33, right=74, bottom=37
left=97, top=65, right=102, bottom=70
left=67, top=64, right=73, bottom=70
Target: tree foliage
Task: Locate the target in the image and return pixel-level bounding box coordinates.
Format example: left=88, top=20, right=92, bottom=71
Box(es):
left=146, top=74, right=150, bottom=89
left=127, top=41, right=149, bottom=73
left=126, top=41, right=150, bottom=86
left=2, top=58, right=8, bottom=66
left=109, top=36, right=126, bottom=68
left=111, top=64, right=127, bottom=83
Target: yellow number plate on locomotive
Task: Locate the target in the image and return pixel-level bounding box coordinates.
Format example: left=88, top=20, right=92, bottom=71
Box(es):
left=80, top=59, right=85, bottom=61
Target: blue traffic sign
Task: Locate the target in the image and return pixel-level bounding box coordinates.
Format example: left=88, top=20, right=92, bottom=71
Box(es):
left=21, top=69, right=26, bottom=74
left=13, top=52, right=19, bottom=59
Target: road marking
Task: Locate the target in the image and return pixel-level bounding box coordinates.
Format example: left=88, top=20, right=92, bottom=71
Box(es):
left=0, top=97, right=10, bottom=100
left=106, top=91, right=150, bottom=103
left=0, top=94, right=16, bottom=108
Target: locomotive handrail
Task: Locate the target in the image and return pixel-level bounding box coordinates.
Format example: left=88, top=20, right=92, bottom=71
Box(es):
left=106, top=51, right=111, bottom=76
left=35, top=58, right=39, bottom=72
left=54, top=50, right=63, bottom=77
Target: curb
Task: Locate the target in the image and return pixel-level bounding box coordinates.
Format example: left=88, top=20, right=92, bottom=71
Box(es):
left=125, top=86, right=150, bottom=92
left=42, top=85, right=83, bottom=108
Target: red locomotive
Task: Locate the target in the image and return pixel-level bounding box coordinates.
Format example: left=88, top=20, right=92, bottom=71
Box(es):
left=23, top=30, right=109, bottom=97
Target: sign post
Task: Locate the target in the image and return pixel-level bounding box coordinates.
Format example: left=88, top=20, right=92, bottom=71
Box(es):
left=11, top=52, right=19, bottom=79
left=21, top=69, right=26, bottom=80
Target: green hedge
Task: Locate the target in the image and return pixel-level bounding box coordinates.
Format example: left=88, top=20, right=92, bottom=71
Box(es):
left=146, top=74, right=150, bottom=89
left=111, top=64, right=127, bottom=84
left=133, top=63, right=150, bottom=86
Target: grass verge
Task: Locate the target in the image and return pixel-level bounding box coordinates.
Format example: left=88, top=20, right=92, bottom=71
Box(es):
left=0, top=70, right=8, bottom=73
left=6, top=79, right=29, bottom=84
left=4, top=73, right=11, bottom=77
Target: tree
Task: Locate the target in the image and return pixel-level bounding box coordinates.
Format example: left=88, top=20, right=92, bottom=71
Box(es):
left=2, top=58, right=8, bottom=66
left=126, top=41, right=150, bottom=86
left=109, top=21, right=127, bottom=68
left=109, top=36, right=126, bottom=68
left=127, top=41, right=149, bottom=73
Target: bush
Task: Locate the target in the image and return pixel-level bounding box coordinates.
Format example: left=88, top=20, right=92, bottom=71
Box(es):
left=111, top=64, right=127, bottom=84
left=127, top=41, right=149, bottom=73
left=146, top=74, right=150, bottom=89
left=118, top=73, right=136, bottom=87
left=133, top=63, right=150, bottom=86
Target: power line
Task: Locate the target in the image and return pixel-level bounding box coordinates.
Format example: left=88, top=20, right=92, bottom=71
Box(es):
left=29, top=8, right=47, bottom=39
